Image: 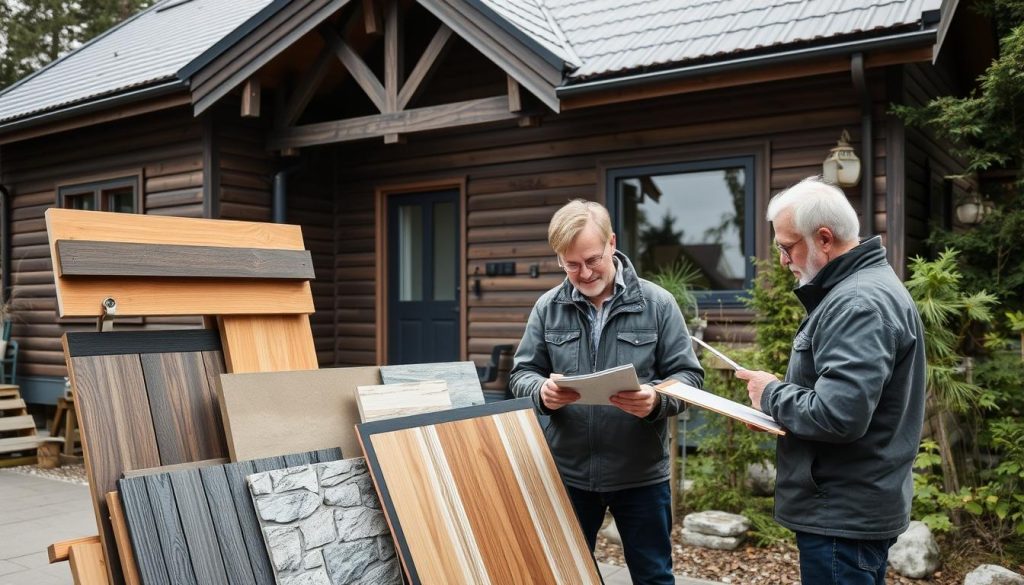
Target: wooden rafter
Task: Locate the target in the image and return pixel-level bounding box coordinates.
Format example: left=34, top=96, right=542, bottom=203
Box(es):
left=241, top=78, right=261, bottom=117
left=362, top=0, right=380, bottom=35
left=396, top=24, right=452, bottom=110
left=323, top=28, right=387, bottom=112
left=507, top=75, right=522, bottom=112
left=278, top=39, right=336, bottom=128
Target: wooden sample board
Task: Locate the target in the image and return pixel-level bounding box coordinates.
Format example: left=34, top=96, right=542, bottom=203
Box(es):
left=379, top=362, right=485, bottom=409
left=217, top=367, right=380, bottom=462
left=247, top=458, right=401, bottom=585
left=119, top=448, right=342, bottom=585
left=357, top=398, right=602, bottom=584
left=64, top=330, right=228, bottom=585
left=356, top=381, right=452, bottom=422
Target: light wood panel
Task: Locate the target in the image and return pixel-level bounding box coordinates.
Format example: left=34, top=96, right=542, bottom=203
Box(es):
left=357, top=398, right=600, bottom=584
left=217, top=366, right=379, bottom=461
left=69, top=542, right=111, bottom=585
left=218, top=315, right=318, bottom=373
left=356, top=381, right=452, bottom=422
left=105, top=492, right=141, bottom=585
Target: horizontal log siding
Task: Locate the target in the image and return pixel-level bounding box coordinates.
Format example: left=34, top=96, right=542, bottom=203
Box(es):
left=333, top=70, right=897, bottom=369
left=0, top=106, right=205, bottom=378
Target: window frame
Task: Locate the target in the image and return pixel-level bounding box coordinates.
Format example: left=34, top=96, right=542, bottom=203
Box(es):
left=600, top=143, right=769, bottom=308
left=57, top=173, right=142, bottom=213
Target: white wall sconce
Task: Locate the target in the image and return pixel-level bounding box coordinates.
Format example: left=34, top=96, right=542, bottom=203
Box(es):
left=822, top=130, right=861, bottom=188
left=955, top=189, right=994, bottom=225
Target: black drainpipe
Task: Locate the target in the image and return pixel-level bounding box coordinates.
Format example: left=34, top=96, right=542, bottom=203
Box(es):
left=851, top=52, right=874, bottom=238
left=0, top=184, right=10, bottom=305
left=272, top=164, right=301, bottom=224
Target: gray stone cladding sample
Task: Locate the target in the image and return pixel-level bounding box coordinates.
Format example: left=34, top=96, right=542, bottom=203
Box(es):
left=379, top=361, right=485, bottom=408
left=248, top=458, right=401, bottom=585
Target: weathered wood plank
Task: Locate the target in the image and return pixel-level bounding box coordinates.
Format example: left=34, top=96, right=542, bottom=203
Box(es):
left=169, top=469, right=230, bottom=585
left=144, top=473, right=198, bottom=585
left=198, top=465, right=257, bottom=585
left=222, top=460, right=275, bottom=585
left=119, top=480, right=170, bottom=585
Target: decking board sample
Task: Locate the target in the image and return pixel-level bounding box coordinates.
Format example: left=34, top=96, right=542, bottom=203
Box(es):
left=355, top=381, right=452, bottom=422
left=119, top=449, right=342, bottom=585
left=64, top=330, right=227, bottom=585
left=246, top=458, right=401, bottom=585
left=217, top=367, right=380, bottom=461
left=357, top=398, right=601, bottom=585
left=379, top=362, right=485, bottom=409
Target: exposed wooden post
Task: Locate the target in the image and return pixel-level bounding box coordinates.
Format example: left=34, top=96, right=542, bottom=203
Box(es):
left=362, top=0, right=380, bottom=35
left=507, top=75, right=522, bottom=112
left=384, top=0, right=403, bottom=143
left=241, top=78, right=261, bottom=118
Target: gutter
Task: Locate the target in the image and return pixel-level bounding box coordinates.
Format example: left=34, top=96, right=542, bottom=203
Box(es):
left=0, top=79, right=186, bottom=138
left=556, top=29, right=937, bottom=98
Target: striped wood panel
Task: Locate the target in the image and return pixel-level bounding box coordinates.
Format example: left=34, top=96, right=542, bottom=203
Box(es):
left=64, top=329, right=226, bottom=585
left=358, top=399, right=600, bottom=584
left=119, top=448, right=341, bottom=585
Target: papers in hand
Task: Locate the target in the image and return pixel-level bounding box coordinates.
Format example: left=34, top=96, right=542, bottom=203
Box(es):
left=554, top=364, right=641, bottom=406
left=654, top=380, right=786, bottom=436
left=692, top=337, right=747, bottom=371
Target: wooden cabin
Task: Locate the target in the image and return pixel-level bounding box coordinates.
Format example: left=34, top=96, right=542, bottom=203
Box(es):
left=0, top=0, right=993, bottom=404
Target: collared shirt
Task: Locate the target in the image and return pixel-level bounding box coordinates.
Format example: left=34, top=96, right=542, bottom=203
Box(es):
left=570, top=257, right=627, bottom=358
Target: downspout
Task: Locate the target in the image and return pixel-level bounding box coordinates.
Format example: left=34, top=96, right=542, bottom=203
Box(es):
left=851, top=53, right=874, bottom=238
left=272, top=165, right=300, bottom=224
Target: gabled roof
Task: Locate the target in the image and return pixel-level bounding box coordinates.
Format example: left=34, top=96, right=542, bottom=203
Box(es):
left=0, top=0, right=272, bottom=126
left=0, top=0, right=942, bottom=131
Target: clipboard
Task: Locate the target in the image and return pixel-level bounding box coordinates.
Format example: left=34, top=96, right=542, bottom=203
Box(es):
left=654, top=380, right=786, bottom=436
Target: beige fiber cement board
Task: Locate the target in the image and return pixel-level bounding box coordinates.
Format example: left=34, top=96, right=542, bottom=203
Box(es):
left=355, top=381, right=452, bottom=422
left=217, top=367, right=381, bottom=461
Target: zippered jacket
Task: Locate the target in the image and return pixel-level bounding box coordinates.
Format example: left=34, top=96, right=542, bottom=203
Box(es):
left=509, top=251, right=704, bottom=491
left=761, top=237, right=926, bottom=539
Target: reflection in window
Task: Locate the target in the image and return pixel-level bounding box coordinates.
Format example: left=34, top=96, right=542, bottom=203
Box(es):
left=398, top=205, right=423, bottom=302
left=615, top=162, right=752, bottom=293
left=59, top=176, right=138, bottom=213
left=432, top=202, right=456, bottom=301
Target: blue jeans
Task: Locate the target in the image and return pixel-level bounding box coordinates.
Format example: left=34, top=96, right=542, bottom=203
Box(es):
left=796, top=532, right=896, bottom=585
left=566, top=481, right=674, bottom=585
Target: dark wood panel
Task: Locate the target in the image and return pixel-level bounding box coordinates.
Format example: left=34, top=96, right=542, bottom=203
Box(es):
left=169, top=469, right=230, bottom=585
left=198, top=465, right=258, bottom=585
left=141, top=352, right=226, bottom=465
left=66, top=330, right=222, bottom=357
left=145, top=473, right=199, bottom=585
left=119, top=478, right=171, bottom=585
left=221, top=459, right=275, bottom=585
left=56, top=241, right=315, bottom=280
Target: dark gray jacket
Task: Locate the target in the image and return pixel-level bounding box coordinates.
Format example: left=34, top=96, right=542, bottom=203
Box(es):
left=509, top=251, right=704, bottom=491
left=761, top=237, right=926, bottom=539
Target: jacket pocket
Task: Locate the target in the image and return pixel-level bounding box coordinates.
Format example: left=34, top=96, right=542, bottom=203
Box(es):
left=545, top=329, right=582, bottom=375
left=788, top=331, right=815, bottom=386
left=616, top=330, right=658, bottom=379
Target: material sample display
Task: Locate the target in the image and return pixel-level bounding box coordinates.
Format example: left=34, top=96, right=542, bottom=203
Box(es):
left=357, top=398, right=601, bottom=584
left=218, top=367, right=380, bottom=461
left=355, top=381, right=452, bottom=422
left=247, top=458, right=401, bottom=585
left=119, top=449, right=341, bottom=585
left=379, top=362, right=484, bottom=409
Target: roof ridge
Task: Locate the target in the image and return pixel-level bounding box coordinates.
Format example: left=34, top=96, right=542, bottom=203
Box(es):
left=0, top=0, right=168, bottom=100
left=535, top=0, right=581, bottom=68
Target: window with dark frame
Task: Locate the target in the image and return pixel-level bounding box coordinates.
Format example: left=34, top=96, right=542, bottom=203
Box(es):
left=58, top=176, right=139, bottom=213
left=608, top=156, right=756, bottom=305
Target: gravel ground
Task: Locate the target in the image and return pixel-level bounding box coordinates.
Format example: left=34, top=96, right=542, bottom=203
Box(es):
left=4, top=462, right=89, bottom=486
left=594, top=524, right=975, bottom=585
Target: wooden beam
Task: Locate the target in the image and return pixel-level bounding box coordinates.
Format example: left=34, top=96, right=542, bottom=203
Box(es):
left=49, top=536, right=101, bottom=564
left=68, top=542, right=110, bottom=585
left=384, top=0, right=403, bottom=142
left=323, top=29, right=387, bottom=112
left=362, top=0, right=380, bottom=35
left=507, top=75, right=523, bottom=112
left=397, top=24, right=452, bottom=111
left=240, top=78, right=261, bottom=118
left=279, top=40, right=335, bottom=128
left=269, top=95, right=518, bottom=149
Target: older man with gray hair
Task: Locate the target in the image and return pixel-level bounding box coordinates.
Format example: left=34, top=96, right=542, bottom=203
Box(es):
left=736, top=177, right=926, bottom=585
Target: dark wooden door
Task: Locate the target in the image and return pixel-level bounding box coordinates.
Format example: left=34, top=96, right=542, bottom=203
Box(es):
left=387, top=190, right=460, bottom=364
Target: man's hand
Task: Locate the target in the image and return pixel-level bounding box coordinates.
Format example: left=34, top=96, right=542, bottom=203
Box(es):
left=540, top=375, right=580, bottom=411
left=610, top=384, right=657, bottom=418
left=734, top=369, right=779, bottom=412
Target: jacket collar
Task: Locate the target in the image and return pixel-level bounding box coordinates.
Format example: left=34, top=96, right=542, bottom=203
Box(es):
left=554, top=250, right=646, bottom=310
left=794, top=236, right=888, bottom=313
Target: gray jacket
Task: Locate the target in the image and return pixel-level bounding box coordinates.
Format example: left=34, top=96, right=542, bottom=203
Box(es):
left=509, top=251, right=704, bottom=491
left=761, top=237, right=926, bottom=539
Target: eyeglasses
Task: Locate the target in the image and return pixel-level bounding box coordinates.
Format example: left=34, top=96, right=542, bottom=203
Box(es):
left=775, top=238, right=800, bottom=262
left=558, top=252, right=605, bottom=273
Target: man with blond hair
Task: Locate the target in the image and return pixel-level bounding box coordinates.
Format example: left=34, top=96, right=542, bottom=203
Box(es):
left=510, top=198, right=704, bottom=584
left=736, top=177, right=926, bottom=585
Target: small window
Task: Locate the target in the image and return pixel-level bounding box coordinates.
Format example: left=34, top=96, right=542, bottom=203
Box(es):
left=608, top=157, right=756, bottom=305
left=58, top=176, right=140, bottom=213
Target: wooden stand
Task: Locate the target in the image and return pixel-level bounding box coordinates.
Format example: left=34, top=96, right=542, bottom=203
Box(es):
left=0, top=385, right=40, bottom=467
left=51, top=395, right=82, bottom=457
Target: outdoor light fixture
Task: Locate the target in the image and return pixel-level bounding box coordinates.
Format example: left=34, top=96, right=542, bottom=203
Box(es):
left=822, top=130, right=861, bottom=187
left=955, top=187, right=994, bottom=225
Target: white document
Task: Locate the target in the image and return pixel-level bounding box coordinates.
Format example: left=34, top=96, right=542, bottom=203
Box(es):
left=692, top=337, right=747, bottom=371
left=554, top=364, right=641, bottom=406
left=655, top=380, right=786, bottom=436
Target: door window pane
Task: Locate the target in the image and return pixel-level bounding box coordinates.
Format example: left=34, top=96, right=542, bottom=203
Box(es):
left=398, top=205, right=423, bottom=301
left=618, top=167, right=748, bottom=290
left=432, top=202, right=456, bottom=301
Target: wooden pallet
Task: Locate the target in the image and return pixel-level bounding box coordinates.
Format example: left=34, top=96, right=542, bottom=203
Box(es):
left=0, top=389, right=41, bottom=467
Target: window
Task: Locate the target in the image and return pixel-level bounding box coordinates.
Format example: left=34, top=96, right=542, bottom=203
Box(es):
left=59, top=176, right=139, bottom=213
left=608, top=156, right=756, bottom=304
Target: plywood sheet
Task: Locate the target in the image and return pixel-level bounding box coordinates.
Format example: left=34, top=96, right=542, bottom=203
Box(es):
left=217, top=367, right=380, bottom=462
left=45, top=208, right=314, bottom=317
left=356, top=381, right=452, bottom=422
left=119, top=449, right=341, bottom=585
left=246, top=458, right=401, bottom=585
left=64, top=330, right=227, bottom=585
left=379, top=362, right=485, bottom=408
left=357, top=398, right=601, bottom=585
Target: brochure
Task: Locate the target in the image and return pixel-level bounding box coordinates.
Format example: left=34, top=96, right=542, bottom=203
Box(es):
left=554, top=364, right=641, bottom=406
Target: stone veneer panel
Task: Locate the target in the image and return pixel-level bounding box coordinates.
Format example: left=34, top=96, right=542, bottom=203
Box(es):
left=248, top=458, right=401, bottom=585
